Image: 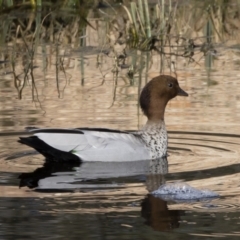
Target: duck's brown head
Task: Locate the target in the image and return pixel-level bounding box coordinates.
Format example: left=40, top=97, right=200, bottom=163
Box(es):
left=140, top=75, right=188, bottom=122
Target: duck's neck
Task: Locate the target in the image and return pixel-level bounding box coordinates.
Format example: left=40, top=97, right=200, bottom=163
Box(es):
left=141, top=118, right=168, bottom=159
left=146, top=119, right=165, bottom=126
left=143, top=119, right=166, bottom=132
left=147, top=100, right=167, bottom=122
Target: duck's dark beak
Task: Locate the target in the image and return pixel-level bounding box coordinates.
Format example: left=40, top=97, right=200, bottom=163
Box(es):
left=177, top=87, right=188, bottom=97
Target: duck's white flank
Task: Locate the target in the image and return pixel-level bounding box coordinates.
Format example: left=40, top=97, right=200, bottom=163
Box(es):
left=35, top=129, right=151, bottom=162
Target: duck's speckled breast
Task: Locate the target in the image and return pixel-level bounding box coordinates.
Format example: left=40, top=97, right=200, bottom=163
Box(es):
left=140, top=121, right=168, bottom=159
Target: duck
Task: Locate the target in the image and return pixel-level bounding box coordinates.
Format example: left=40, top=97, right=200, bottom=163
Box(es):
left=18, top=75, right=188, bottom=163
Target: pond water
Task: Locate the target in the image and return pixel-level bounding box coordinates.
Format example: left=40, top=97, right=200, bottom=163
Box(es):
left=1, top=1, right=240, bottom=239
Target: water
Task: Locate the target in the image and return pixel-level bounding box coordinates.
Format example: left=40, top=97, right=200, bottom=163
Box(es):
left=1, top=1, right=240, bottom=239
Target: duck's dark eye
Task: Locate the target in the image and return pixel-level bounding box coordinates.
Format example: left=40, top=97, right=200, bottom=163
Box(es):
left=168, top=82, right=173, bottom=88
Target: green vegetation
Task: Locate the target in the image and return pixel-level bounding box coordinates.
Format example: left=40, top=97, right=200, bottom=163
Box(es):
left=122, top=0, right=172, bottom=50
left=0, top=0, right=240, bottom=100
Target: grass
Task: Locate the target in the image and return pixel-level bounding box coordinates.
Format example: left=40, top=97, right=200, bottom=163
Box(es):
left=122, top=0, right=171, bottom=50
left=0, top=0, right=95, bottom=102
left=1, top=0, right=240, bottom=102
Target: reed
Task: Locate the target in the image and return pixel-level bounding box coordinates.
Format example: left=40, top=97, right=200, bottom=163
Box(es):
left=1, top=0, right=240, bottom=102
left=0, top=0, right=95, bottom=101
left=122, top=0, right=174, bottom=50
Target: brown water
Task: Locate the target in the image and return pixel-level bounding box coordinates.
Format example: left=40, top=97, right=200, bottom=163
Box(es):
left=1, top=1, right=240, bottom=239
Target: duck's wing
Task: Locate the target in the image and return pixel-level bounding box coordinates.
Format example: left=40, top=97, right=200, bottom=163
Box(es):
left=26, top=127, right=139, bottom=152
left=19, top=128, right=149, bottom=162
left=74, top=129, right=149, bottom=162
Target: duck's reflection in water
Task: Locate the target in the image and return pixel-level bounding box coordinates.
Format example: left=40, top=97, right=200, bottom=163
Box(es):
left=18, top=161, right=80, bottom=189
left=142, top=159, right=182, bottom=232
left=18, top=157, right=183, bottom=231
left=18, top=157, right=169, bottom=189
left=141, top=194, right=183, bottom=231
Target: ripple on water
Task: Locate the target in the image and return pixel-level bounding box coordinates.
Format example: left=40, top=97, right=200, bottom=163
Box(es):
left=176, top=197, right=240, bottom=214
left=168, top=131, right=240, bottom=173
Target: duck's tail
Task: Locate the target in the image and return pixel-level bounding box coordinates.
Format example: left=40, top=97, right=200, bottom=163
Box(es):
left=18, top=136, right=81, bottom=163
